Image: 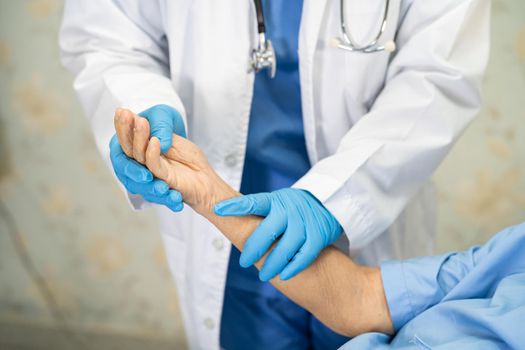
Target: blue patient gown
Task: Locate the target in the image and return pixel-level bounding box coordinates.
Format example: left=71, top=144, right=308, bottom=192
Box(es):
left=220, top=0, right=349, bottom=349
left=341, top=222, right=525, bottom=349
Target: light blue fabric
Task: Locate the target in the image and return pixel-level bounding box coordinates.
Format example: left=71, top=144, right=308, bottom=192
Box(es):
left=341, top=222, right=525, bottom=349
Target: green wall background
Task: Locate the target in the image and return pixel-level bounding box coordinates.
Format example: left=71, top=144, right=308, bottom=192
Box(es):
left=0, top=0, right=524, bottom=347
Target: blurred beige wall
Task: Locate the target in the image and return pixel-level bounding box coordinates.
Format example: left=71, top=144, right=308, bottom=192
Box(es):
left=0, top=0, right=186, bottom=348
left=0, top=0, right=524, bottom=348
left=434, top=0, right=525, bottom=251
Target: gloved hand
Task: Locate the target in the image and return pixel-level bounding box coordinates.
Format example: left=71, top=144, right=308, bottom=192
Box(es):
left=109, top=104, right=186, bottom=211
left=139, top=104, right=186, bottom=153
left=214, top=188, right=342, bottom=281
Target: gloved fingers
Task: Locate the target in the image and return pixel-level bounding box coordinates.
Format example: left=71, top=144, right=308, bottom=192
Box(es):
left=145, top=137, right=173, bottom=186
left=304, top=199, right=343, bottom=246
left=110, top=133, right=182, bottom=213
left=114, top=108, right=135, bottom=158
left=125, top=178, right=170, bottom=197
left=123, top=158, right=152, bottom=183
left=258, top=219, right=306, bottom=282
left=140, top=104, right=186, bottom=154
left=110, top=134, right=153, bottom=183
left=239, top=210, right=286, bottom=268
left=279, top=239, right=321, bottom=281
left=214, top=193, right=272, bottom=217
left=142, top=190, right=184, bottom=212
left=132, top=116, right=150, bottom=164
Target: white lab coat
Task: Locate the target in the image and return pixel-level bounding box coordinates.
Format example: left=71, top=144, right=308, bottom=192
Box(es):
left=59, top=0, right=490, bottom=349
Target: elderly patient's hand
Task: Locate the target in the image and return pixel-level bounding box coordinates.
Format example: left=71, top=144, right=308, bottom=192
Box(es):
left=110, top=106, right=186, bottom=211
left=144, top=133, right=223, bottom=212
left=114, top=108, right=231, bottom=214
left=112, top=112, right=392, bottom=338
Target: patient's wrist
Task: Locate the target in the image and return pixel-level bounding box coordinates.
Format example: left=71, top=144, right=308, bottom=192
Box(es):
left=187, top=167, right=261, bottom=251
left=191, top=169, right=239, bottom=218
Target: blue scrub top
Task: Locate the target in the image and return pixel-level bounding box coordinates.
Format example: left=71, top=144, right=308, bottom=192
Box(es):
left=341, top=222, right=525, bottom=349
left=227, top=0, right=309, bottom=292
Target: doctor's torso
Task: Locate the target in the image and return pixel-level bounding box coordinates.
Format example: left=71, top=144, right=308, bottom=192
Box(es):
left=113, top=0, right=402, bottom=172
left=60, top=0, right=490, bottom=347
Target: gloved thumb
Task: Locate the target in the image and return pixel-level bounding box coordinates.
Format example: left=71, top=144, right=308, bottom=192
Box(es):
left=139, top=104, right=186, bottom=154
left=214, top=193, right=272, bottom=217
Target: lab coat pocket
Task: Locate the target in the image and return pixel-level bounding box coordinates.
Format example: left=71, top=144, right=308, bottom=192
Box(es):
left=160, top=231, right=186, bottom=283
left=342, top=0, right=389, bottom=48
left=343, top=44, right=391, bottom=114
left=155, top=204, right=193, bottom=241
left=155, top=206, right=187, bottom=277
left=343, top=87, right=368, bottom=125
left=340, top=1, right=398, bottom=109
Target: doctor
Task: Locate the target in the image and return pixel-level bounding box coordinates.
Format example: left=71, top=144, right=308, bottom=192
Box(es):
left=59, top=0, right=490, bottom=349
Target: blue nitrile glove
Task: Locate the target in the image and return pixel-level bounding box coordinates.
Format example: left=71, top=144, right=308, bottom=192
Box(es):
left=214, top=188, right=343, bottom=281
left=109, top=104, right=186, bottom=211
left=139, top=104, right=186, bottom=153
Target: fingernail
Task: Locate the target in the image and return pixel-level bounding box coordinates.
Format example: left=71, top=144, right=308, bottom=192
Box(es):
left=259, top=271, right=271, bottom=282
left=119, top=110, right=130, bottom=124
left=126, top=167, right=147, bottom=182
left=160, top=140, right=171, bottom=154
left=280, top=268, right=298, bottom=281
left=213, top=202, right=226, bottom=215
left=169, top=191, right=182, bottom=202
left=239, top=255, right=249, bottom=268
left=154, top=182, right=169, bottom=195
left=142, top=171, right=153, bottom=182
left=280, top=271, right=291, bottom=281
left=239, top=254, right=253, bottom=268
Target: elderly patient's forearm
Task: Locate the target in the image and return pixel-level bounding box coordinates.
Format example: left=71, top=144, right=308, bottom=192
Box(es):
left=114, top=110, right=390, bottom=336
left=194, top=177, right=393, bottom=337
left=134, top=128, right=393, bottom=336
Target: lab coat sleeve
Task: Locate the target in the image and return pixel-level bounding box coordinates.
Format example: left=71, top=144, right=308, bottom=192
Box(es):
left=59, top=0, right=187, bottom=210
left=293, top=0, right=491, bottom=249
left=380, top=222, right=525, bottom=331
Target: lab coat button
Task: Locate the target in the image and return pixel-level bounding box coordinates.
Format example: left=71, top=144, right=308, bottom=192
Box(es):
left=212, top=238, right=224, bottom=251
left=204, top=317, right=215, bottom=330
left=224, top=154, right=237, bottom=167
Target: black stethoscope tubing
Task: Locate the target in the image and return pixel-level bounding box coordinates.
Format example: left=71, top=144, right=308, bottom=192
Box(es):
left=251, top=0, right=276, bottom=77
left=254, top=0, right=266, bottom=35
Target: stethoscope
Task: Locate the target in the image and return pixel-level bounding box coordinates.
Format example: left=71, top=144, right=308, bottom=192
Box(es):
left=251, top=0, right=398, bottom=78
left=251, top=0, right=276, bottom=78
left=331, top=0, right=397, bottom=53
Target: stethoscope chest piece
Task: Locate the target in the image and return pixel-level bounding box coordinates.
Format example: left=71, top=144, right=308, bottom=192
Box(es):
left=250, top=0, right=276, bottom=78
left=249, top=0, right=400, bottom=78
left=251, top=33, right=276, bottom=78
